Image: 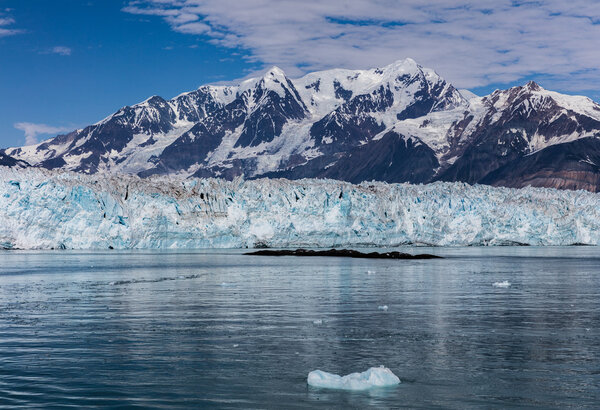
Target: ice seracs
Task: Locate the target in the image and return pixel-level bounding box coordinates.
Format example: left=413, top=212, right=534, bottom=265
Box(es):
left=2, top=167, right=600, bottom=250
left=307, top=366, right=400, bottom=390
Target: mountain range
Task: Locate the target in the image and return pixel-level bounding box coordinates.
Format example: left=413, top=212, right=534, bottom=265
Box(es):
left=3, top=58, right=600, bottom=191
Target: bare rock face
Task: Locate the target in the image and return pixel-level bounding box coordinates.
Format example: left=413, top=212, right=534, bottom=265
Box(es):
left=0, top=152, right=29, bottom=168
left=480, top=137, right=600, bottom=192
left=4, top=60, right=600, bottom=192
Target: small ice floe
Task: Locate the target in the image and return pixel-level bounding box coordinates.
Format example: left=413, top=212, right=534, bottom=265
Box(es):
left=378, top=305, right=388, bottom=311
left=307, top=366, right=400, bottom=391
left=367, top=270, right=376, bottom=275
left=313, top=319, right=323, bottom=325
left=233, top=344, right=239, bottom=348
left=108, top=281, right=116, bottom=286
left=492, top=281, right=511, bottom=288
left=220, top=282, right=235, bottom=287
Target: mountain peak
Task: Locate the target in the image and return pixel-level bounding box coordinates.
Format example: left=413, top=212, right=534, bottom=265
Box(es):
left=258, top=66, right=292, bottom=97
left=382, top=58, right=421, bottom=73
left=264, top=66, right=286, bottom=77
left=524, top=80, right=543, bottom=91
left=143, top=95, right=167, bottom=105
left=236, top=66, right=292, bottom=99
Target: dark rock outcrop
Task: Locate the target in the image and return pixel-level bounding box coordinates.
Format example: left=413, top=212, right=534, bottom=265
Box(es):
left=245, top=248, right=442, bottom=259
left=0, top=152, right=29, bottom=168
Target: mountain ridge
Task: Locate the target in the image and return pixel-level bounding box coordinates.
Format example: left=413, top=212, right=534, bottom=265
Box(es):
left=4, top=58, right=600, bottom=191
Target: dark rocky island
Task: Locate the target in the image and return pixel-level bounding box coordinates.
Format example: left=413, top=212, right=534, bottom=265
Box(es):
left=245, top=248, right=442, bottom=259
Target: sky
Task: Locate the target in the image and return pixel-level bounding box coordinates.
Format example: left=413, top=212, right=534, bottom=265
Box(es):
left=1, top=0, right=599, bottom=148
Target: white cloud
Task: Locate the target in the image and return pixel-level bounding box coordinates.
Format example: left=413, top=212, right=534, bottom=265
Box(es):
left=0, top=11, right=21, bottom=37
left=14, top=123, right=70, bottom=146
left=39, top=46, right=73, bottom=56
left=0, top=28, right=17, bottom=37
left=173, top=21, right=210, bottom=34
left=122, top=0, right=600, bottom=94
left=0, top=17, right=15, bottom=26
left=50, top=46, right=72, bottom=56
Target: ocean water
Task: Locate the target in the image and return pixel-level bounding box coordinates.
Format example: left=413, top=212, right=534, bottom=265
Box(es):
left=0, top=247, right=599, bottom=409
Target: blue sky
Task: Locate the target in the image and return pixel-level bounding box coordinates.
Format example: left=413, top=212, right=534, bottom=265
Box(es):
left=1, top=0, right=599, bottom=148
left=0, top=1, right=259, bottom=147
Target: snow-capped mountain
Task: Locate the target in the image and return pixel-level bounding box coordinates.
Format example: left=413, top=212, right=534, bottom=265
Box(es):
left=4, top=59, right=600, bottom=191
left=437, top=81, right=600, bottom=191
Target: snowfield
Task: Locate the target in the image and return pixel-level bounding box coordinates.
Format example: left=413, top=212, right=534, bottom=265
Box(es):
left=1, top=166, right=599, bottom=250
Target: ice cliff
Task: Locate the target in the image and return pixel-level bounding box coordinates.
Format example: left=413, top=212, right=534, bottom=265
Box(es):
left=1, top=167, right=599, bottom=249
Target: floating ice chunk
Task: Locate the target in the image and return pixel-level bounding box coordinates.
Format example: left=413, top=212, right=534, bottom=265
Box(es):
left=108, top=281, right=116, bottom=286
left=233, top=344, right=239, bottom=348
left=378, top=305, right=388, bottom=311
left=307, top=366, right=400, bottom=390
left=313, top=319, right=323, bottom=325
left=493, top=280, right=511, bottom=288
left=367, top=270, right=376, bottom=275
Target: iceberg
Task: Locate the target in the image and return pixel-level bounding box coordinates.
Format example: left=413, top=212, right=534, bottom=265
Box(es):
left=493, top=281, right=511, bottom=288
left=1, top=167, right=600, bottom=249
left=307, top=366, right=400, bottom=390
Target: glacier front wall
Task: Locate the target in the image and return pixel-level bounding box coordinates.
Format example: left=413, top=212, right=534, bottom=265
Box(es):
left=1, top=167, right=599, bottom=249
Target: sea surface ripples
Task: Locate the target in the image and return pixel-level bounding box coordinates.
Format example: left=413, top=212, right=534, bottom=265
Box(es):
left=0, top=247, right=599, bottom=408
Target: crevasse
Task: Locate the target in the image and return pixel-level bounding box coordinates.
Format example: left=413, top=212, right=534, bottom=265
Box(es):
left=1, top=167, right=599, bottom=249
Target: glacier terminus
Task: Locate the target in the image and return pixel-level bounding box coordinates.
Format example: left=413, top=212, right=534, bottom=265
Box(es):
left=1, top=167, right=599, bottom=250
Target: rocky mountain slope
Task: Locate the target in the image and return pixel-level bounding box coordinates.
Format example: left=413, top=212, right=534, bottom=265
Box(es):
left=3, top=59, right=600, bottom=191
left=0, top=152, right=29, bottom=169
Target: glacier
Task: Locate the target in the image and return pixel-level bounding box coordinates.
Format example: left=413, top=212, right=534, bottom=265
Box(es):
left=1, top=166, right=599, bottom=250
